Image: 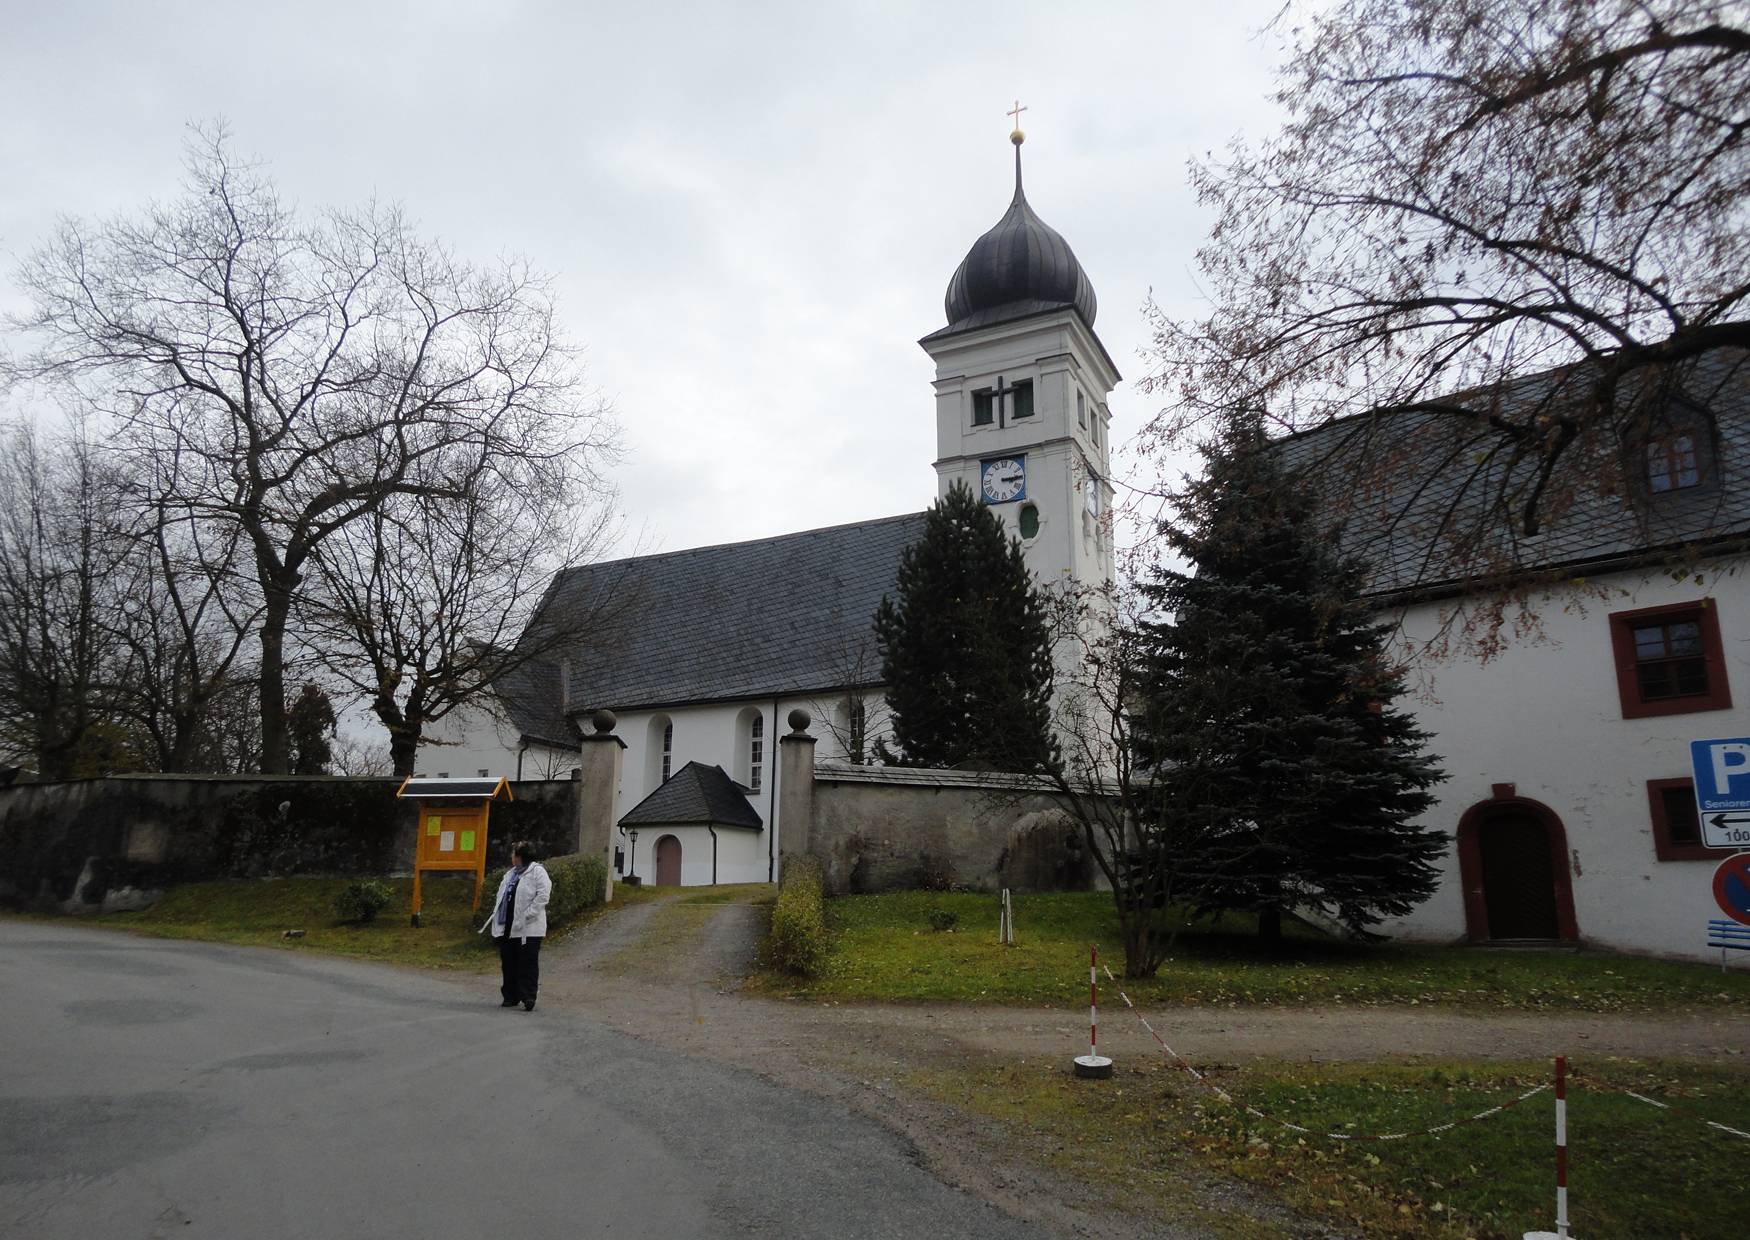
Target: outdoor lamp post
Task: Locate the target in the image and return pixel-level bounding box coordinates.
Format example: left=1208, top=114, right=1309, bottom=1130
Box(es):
left=627, top=828, right=639, bottom=880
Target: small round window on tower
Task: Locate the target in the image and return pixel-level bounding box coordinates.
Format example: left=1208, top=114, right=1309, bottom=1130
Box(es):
left=1019, top=503, right=1040, bottom=540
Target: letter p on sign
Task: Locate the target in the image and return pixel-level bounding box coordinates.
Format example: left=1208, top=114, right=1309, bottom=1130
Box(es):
left=1713, top=742, right=1750, bottom=792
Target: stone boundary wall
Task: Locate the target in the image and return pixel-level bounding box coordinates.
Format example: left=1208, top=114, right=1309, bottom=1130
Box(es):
left=808, top=762, right=1095, bottom=894
left=0, top=774, right=580, bottom=913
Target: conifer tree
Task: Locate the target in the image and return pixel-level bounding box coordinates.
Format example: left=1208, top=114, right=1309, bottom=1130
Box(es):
left=873, top=482, right=1056, bottom=771
left=1135, top=419, right=1445, bottom=941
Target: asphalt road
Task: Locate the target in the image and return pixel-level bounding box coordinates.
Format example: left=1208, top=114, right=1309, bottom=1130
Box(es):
left=0, top=922, right=1056, bottom=1240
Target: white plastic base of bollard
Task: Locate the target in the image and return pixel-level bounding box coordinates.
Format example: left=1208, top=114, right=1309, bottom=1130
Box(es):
left=1524, top=1231, right=1573, bottom=1239
left=1073, top=1054, right=1114, bottom=1079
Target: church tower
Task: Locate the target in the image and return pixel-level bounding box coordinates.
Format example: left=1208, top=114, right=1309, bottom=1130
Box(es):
left=920, top=125, right=1118, bottom=600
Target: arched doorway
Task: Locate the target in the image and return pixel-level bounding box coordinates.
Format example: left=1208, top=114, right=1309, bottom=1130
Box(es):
left=1456, top=794, right=1579, bottom=942
left=654, top=835, right=682, bottom=886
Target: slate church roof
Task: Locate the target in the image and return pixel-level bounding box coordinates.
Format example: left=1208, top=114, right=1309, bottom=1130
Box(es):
left=527, top=510, right=927, bottom=717
left=1276, top=348, right=1750, bottom=599
left=619, top=761, right=763, bottom=830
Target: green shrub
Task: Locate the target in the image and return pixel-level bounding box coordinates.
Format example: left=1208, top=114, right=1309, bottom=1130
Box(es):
left=927, top=907, right=958, bottom=933
left=334, top=879, right=394, bottom=923
left=765, top=857, right=829, bottom=976
left=477, top=853, right=607, bottom=938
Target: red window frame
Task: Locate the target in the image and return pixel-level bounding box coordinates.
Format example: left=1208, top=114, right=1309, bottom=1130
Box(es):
left=1645, top=777, right=1737, bottom=862
left=1608, top=599, right=1731, bottom=719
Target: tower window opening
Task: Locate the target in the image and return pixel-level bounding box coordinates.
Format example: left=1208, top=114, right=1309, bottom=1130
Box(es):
left=972, top=390, right=995, bottom=426
left=1019, top=503, right=1040, bottom=540
left=1077, top=390, right=1085, bottom=428
left=1011, top=380, right=1034, bottom=419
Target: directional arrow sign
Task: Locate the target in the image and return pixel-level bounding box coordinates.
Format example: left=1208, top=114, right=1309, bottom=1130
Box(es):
left=1706, top=814, right=1750, bottom=849
left=1688, top=739, right=1750, bottom=847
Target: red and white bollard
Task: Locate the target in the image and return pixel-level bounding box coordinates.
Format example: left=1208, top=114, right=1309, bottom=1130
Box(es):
left=1525, top=1055, right=1572, bottom=1240
left=1073, top=944, right=1114, bottom=1080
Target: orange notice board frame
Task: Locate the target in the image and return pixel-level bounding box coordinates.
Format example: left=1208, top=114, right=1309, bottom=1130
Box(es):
left=395, top=776, right=513, bottom=927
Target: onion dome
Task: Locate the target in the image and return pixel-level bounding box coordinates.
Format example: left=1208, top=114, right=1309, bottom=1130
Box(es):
left=942, top=135, right=1097, bottom=334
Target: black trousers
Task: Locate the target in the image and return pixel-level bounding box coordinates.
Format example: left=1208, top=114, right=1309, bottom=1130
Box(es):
left=498, top=934, right=542, bottom=1006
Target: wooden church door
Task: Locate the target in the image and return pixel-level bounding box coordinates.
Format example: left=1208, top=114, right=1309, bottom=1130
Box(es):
left=1476, top=812, right=1560, bottom=940
left=655, top=835, right=682, bottom=886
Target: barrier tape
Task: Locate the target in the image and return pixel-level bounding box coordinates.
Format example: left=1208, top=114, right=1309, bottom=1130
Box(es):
left=1568, top=1068, right=1750, bottom=1142
left=1100, top=964, right=1549, bottom=1142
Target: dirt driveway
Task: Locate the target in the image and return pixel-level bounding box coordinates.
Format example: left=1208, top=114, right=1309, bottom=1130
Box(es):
left=518, top=892, right=1750, bottom=1237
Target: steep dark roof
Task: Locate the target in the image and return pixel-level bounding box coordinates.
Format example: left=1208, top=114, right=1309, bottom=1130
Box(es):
left=492, top=657, right=576, bottom=747
left=619, top=762, right=763, bottom=830
left=1276, top=349, right=1750, bottom=598
left=538, top=511, right=926, bottom=713
left=937, top=144, right=1097, bottom=338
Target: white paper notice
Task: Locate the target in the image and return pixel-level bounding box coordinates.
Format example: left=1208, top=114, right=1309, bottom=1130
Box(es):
left=440, top=830, right=455, bottom=852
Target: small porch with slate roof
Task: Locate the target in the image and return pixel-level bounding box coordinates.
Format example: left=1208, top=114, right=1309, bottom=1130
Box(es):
left=617, top=761, right=765, bottom=887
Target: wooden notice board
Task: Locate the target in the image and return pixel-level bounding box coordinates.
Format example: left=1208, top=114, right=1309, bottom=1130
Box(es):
left=395, top=776, right=512, bottom=926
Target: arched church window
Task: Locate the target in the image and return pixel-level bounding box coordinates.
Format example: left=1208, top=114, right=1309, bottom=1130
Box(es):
left=749, top=713, right=764, bottom=792
left=843, top=695, right=867, bottom=763
left=1019, top=503, right=1040, bottom=540
left=646, top=715, right=674, bottom=791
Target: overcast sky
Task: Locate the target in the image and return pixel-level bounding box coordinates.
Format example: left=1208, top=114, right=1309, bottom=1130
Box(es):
left=1, top=0, right=1290, bottom=558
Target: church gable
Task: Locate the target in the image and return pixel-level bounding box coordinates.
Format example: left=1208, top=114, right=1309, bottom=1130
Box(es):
left=620, top=760, right=763, bottom=830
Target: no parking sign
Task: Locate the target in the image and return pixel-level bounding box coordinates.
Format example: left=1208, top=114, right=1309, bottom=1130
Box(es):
left=1713, top=853, right=1750, bottom=927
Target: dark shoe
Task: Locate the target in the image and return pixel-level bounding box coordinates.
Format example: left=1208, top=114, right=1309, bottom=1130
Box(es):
left=500, top=999, right=518, bottom=1007
left=522, top=999, right=535, bottom=1011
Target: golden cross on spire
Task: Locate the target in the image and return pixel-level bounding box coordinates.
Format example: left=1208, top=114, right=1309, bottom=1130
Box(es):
left=1007, top=99, right=1028, bottom=131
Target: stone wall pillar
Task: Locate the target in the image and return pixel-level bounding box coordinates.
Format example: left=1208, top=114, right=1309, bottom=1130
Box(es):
left=778, top=708, right=817, bottom=879
left=575, top=710, right=626, bottom=902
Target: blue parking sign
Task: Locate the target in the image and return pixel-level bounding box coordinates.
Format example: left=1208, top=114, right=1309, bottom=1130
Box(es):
left=1690, top=738, right=1750, bottom=849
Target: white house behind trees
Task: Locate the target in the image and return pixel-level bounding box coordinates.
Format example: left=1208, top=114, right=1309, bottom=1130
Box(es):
left=1281, top=348, right=1750, bottom=960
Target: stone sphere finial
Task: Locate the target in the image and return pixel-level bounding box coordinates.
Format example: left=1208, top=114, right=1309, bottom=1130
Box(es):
left=590, top=709, right=617, bottom=735
left=787, top=708, right=812, bottom=735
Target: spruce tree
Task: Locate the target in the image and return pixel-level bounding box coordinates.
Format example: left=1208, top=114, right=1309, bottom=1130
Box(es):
left=874, top=482, right=1057, bottom=771
left=1135, top=419, right=1445, bottom=941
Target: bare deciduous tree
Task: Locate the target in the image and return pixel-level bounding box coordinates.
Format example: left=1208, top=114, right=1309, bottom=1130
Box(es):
left=6, top=125, right=615, bottom=771
left=108, top=492, right=261, bottom=773
left=1144, top=0, right=1750, bottom=586
left=303, top=440, right=623, bottom=776
left=0, top=417, right=131, bottom=777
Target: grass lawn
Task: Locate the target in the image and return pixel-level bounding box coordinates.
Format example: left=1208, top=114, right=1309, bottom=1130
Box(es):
left=749, top=890, right=1750, bottom=1012
left=911, top=1053, right=1750, bottom=1238
left=43, top=873, right=657, bottom=970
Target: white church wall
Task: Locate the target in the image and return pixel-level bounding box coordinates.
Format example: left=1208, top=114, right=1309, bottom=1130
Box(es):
left=610, top=693, right=878, bottom=886
left=1384, top=560, right=1750, bottom=960
left=419, top=699, right=577, bottom=781
left=621, top=825, right=765, bottom=887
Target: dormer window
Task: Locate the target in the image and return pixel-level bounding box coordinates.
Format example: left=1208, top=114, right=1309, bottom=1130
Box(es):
left=1646, top=430, right=1702, bottom=492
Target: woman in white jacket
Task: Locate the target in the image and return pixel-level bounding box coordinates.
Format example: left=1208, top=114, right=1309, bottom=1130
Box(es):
left=481, top=841, right=552, bottom=1011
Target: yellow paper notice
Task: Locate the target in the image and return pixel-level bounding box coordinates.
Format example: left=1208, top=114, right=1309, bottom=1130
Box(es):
left=426, top=818, right=440, bottom=835
left=460, top=830, right=476, bottom=852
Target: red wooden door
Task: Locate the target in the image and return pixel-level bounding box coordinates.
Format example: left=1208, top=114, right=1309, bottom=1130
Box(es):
left=655, top=835, right=682, bottom=886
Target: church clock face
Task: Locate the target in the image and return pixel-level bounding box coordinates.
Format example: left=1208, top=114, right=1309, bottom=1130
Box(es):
left=980, top=456, right=1026, bottom=504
